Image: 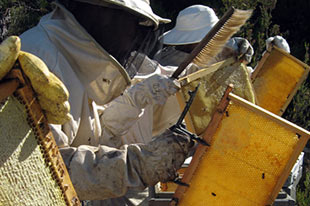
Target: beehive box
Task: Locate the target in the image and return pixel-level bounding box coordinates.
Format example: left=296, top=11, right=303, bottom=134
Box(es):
left=171, top=90, right=310, bottom=206
left=0, top=68, right=79, bottom=206
left=251, top=46, right=310, bottom=115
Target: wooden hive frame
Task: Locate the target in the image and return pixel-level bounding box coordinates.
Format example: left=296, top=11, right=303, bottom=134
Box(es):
left=0, top=64, right=80, bottom=206
left=170, top=86, right=310, bottom=206
left=251, top=46, right=310, bottom=115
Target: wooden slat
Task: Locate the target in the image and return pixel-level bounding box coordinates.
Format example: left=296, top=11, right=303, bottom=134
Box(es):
left=251, top=50, right=271, bottom=81
left=272, top=46, right=310, bottom=69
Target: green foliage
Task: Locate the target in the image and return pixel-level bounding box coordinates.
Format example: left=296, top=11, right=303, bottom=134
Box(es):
left=273, top=1, right=310, bottom=136
left=283, top=43, right=310, bottom=135
left=271, top=0, right=310, bottom=62
left=297, top=172, right=310, bottom=206
left=283, top=78, right=310, bottom=131
left=0, top=0, right=52, bottom=41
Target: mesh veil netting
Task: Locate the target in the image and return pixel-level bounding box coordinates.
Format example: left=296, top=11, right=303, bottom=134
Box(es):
left=66, top=0, right=165, bottom=79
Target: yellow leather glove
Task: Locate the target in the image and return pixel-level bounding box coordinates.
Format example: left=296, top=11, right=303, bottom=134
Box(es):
left=0, top=36, right=20, bottom=79
left=0, top=36, right=71, bottom=124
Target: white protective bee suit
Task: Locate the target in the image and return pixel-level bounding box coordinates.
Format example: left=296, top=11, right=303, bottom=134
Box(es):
left=19, top=1, right=194, bottom=203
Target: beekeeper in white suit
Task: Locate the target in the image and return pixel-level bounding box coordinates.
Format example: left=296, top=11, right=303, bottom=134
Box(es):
left=19, top=0, right=195, bottom=204
left=117, top=5, right=255, bottom=146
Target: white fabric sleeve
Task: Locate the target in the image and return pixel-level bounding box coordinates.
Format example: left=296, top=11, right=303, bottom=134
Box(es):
left=99, top=74, right=179, bottom=147
left=50, top=124, right=70, bottom=147
left=60, top=129, right=192, bottom=200
left=98, top=93, right=142, bottom=147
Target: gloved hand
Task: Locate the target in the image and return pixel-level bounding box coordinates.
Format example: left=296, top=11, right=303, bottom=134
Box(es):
left=0, top=36, right=71, bottom=124
left=140, top=128, right=195, bottom=184
left=128, top=74, right=179, bottom=109
left=0, top=36, right=20, bottom=79
left=266, top=35, right=290, bottom=53
left=217, top=37, right=254, bottom=64
left=99, top=74, right=178, bottom=145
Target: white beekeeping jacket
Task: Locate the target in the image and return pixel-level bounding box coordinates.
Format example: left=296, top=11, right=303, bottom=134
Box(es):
left=20, top=3, right=131, bottom=148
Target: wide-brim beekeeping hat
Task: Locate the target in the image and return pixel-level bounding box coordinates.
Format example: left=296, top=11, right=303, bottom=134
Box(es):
left=73, top=0, right=171, bottom=29
left=163, top=5, right=219, bottom=45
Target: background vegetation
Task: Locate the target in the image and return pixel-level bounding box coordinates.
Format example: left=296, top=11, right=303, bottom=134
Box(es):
left=1, top=0, right=310, bottom=205
left=0, top=0, right=52, bottom=41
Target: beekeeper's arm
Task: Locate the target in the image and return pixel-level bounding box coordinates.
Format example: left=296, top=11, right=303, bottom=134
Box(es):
left=60, top=128, right=193, bottom=200
left=99, top=73, right=178, bottom=147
